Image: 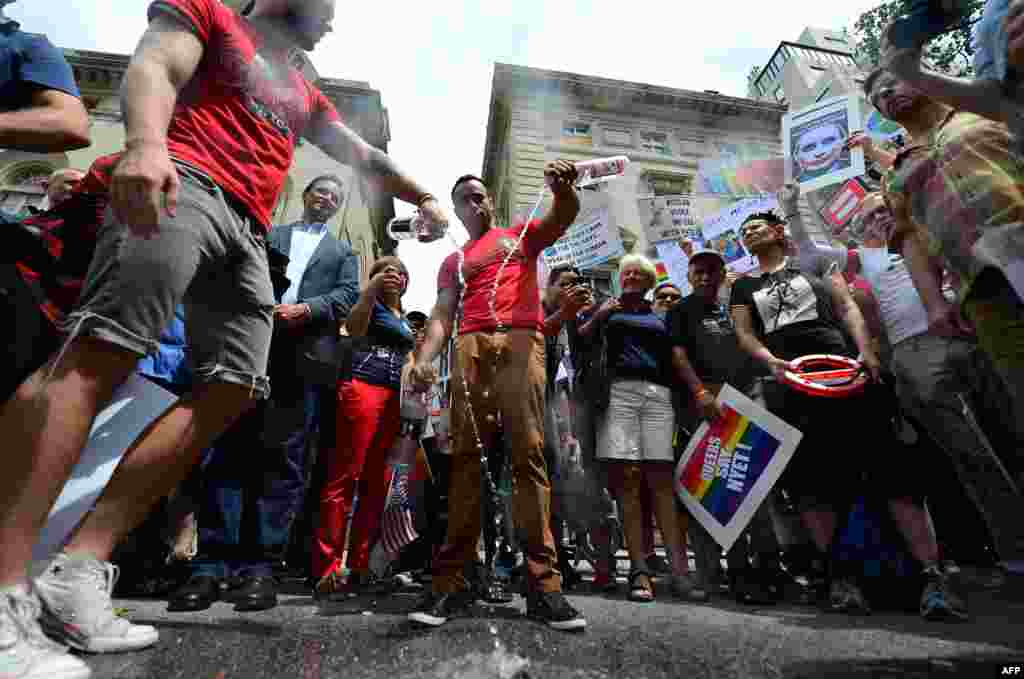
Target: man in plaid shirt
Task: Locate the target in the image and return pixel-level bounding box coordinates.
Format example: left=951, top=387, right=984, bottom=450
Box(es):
left=2, top=153, right=117, bottom=403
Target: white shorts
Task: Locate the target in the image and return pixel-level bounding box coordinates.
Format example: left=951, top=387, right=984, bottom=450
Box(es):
left=597, top=380, right=675, bottom=463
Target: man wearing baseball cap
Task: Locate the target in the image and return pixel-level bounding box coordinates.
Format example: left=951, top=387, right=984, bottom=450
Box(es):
left=667, top=249, right=783, bottom=604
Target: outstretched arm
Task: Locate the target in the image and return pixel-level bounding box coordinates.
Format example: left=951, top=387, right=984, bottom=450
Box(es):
left=778, top=183, right=847, bottom=269
left=527, top=160, right=581, bottom=252
left=880, top=24, right=1010, bottom=125
left=307, top=120, right=446, bottom=227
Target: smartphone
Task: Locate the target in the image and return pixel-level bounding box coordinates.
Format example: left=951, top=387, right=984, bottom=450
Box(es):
left=887, top=0, right=972, bottom=49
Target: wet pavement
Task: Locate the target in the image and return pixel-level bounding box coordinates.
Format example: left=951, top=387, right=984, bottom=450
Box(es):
left=87, top=568, right=1024, bottom=679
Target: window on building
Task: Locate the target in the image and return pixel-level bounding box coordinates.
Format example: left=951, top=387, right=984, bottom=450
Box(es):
left=639, top=131, right=670, bottom=155
left=604, top=128, right=633, bottom=147
left=0, top=162, right=53, bottom=217
left=646, top=173, right=691, bottom=196
left=562, top=121, right=592, bottom=146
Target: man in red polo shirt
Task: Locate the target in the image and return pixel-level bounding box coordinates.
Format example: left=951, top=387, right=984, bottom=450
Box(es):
left=408, top=164, right=587, bottom=631
left=0, top=0, right=447, bottom=672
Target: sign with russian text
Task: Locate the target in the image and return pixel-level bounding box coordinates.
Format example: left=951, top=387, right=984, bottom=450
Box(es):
left=674, top=384, right=802, bottom=551
left=542, top=208, right=623, bottom=271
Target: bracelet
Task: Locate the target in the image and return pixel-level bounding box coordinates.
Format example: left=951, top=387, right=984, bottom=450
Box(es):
left=417, top=193, right=436, bottom=207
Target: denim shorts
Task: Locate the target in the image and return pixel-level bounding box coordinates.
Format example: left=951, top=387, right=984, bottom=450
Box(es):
left=61, top=161, right=275, bottom=398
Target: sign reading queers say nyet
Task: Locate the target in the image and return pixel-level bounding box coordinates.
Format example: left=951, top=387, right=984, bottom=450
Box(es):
left=675, top=385, right=803, bottom=551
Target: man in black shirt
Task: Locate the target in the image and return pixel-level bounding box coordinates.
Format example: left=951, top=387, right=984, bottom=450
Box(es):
left=669, top=250, right=783, bottom=604
left=730, top=210, right=961, bottom=620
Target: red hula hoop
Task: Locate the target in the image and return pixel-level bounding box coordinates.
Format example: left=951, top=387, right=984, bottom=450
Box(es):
left=781, top=354, right=868, bottom=398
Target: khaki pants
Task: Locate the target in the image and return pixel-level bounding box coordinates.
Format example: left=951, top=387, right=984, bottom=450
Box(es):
left=433, top=329, right=561, bottom=594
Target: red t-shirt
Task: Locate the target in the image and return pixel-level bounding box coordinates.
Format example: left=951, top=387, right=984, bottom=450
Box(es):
left=16, top=153, right=119, bottom=325
left=150, top=0, right=341, bottom=232
left=438, top=222, right=546, bottom=335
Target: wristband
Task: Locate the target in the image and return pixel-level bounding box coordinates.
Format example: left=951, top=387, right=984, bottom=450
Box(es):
left=417, top=193, right=436, bottom=207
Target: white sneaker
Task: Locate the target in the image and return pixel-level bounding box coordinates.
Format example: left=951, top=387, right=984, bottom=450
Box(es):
left=0, top=584, right=91, bottom=679
left=34, top=554, right=158, bottom=654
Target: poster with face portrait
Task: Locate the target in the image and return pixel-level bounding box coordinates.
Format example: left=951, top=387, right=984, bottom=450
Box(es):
left=783, top=95, right=865, bottom=193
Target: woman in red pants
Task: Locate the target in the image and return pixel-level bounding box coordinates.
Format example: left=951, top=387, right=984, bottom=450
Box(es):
left=313, top=256, right=415, bottom=596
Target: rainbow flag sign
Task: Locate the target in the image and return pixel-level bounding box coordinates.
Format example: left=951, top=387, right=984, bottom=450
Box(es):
left=675, top=384, right=802, bottom=552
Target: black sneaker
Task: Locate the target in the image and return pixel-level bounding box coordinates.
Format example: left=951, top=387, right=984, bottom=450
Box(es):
left=526, top=591, right=586, bottom=631
left=647, top=553, right=672, bottom=576
left=407, top=590, right=476, bottom=627
left=920, top=567, right=968, bottom=622
left=829, top=578, right=871, bottom=615
left=731, top=571, right=777, bottom=606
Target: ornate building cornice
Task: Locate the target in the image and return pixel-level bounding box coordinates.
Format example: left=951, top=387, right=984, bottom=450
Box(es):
left=483, top=62, right=786, bottom=188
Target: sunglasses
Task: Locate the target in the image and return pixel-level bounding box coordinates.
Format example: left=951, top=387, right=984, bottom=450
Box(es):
left=656, top=292, right=681, bottom=302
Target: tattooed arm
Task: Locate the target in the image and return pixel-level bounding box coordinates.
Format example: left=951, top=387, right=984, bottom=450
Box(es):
left=121, top=11, right=203, bottom=151
left=307, top=119, right=433, bottom=207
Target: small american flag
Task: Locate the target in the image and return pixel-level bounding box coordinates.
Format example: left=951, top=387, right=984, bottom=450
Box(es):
left=380, top=463, right=418, bottom=558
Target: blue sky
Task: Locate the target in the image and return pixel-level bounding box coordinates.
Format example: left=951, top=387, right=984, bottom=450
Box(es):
left=12, top=0, right=882, bottom=313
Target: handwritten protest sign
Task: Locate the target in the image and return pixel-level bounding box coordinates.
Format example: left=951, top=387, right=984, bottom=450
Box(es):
left=675, top=384, right=802, bottom=552
left=542, top=208, right=623, bottom=270
left=637, top=195, right=704, bottom=245
left=33, top=374, right=178, bottom=569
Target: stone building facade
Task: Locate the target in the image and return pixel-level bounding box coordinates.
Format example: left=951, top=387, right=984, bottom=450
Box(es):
left=481, top=63, right=787, bottom=289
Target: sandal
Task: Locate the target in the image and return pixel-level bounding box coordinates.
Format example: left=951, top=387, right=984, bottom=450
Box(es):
left=628, top=569, right=654, bottom=602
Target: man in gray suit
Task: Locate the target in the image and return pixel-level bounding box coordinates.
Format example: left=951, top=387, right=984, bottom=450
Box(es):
left=169, top=175, right=359, bottom=613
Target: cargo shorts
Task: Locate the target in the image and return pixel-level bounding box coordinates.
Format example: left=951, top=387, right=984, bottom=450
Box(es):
left=61, top=161, right=275, bottom=399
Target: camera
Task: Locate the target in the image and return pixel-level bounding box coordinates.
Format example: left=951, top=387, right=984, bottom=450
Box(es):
left=887, top=0, right=974, bottom=49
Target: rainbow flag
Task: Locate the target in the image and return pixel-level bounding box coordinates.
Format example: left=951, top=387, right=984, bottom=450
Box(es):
left=654, top=262, right=670, bottom=284
left=677, top=406, right=780, bottom=527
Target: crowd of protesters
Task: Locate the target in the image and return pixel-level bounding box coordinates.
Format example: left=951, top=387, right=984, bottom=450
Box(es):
left=2, top=0, right=1024, bottom=677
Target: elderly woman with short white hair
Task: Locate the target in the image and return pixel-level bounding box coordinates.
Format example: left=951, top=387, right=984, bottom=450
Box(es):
left=579, top=254, right=709, bottom=603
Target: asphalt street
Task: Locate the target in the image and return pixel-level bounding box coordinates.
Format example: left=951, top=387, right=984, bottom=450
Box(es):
left=85, top=568, right=1024, bottom=679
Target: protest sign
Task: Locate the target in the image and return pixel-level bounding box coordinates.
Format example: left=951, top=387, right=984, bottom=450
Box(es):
left=33, top=374, right=178, bottom=568
left=820, top=179, right=868, bottom=234
left=542, top=207, right=623, bottom=270
left=637, top=195, right=704, bottom=245
left=783, top=95, right=865, bottom=192
left=674, top=384, right=803, bottom=552
left=654, top=240, right=694, bottom=296
left=699, top=196, right=777, bottom=273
